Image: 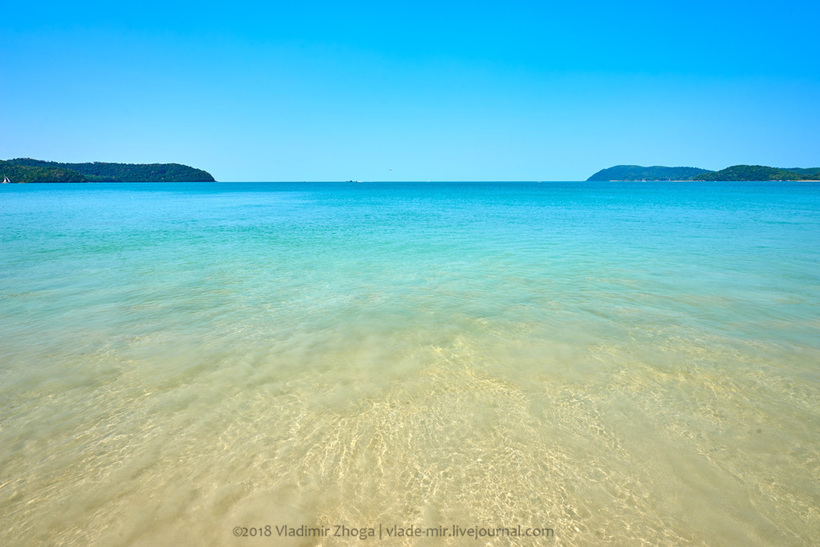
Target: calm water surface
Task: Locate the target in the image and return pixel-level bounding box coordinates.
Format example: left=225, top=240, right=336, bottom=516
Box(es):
left=1, top=181, right=818, bottom=545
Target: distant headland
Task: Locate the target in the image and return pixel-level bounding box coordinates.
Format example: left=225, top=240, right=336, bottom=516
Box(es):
left=0, top=158, right=215, bottom=183
left=588, top=165, right=820, bottom=182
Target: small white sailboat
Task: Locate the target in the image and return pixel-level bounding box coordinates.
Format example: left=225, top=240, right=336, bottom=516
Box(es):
left=2, top=175, right=9, bottom=184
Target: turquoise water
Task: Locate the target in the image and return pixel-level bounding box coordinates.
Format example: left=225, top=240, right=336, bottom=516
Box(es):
left=1, top=181, right=818, bottom=545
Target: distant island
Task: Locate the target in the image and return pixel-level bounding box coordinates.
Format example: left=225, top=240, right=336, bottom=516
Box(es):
left=587, top=165, right=711, bottom=181
left=0, top=158, right=215, bottom=183
left=693, top=165, right=820, bottom=181
left=588, top=165, right=820, bottom=182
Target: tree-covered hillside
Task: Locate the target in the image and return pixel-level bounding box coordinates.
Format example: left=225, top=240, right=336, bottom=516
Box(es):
left=587, top=165, right=712, bottom=181
left=588, top=164, right=820, bottom=182
left=694, top=165, right=819, bottom=181
left=6, top=158, right=215, bottom=182
left=0, top=160, right=87, bottom=183
left=781, top=167, right=820, bottom=178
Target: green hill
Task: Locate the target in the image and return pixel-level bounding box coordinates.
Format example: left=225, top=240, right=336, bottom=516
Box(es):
left=587, top=165, right=712, bottom=181
left=0, top=160, right=87, bottom=183
left=785, top=167, right=820, bottom=178
left=693, top=165, right=819, bottom=181
left=588, top=164, right=820, bottom=182
left=3, top=158, right=215, bottom=182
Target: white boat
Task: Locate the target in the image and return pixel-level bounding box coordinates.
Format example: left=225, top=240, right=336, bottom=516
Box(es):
left=2, top=175, right=9, bottom=184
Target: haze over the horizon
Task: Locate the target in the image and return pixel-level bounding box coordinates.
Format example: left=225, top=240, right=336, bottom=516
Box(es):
left=2, top=1, right=818, bottom=182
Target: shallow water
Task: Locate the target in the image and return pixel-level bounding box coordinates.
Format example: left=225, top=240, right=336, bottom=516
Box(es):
left=1, top=181, right=818, bottom=545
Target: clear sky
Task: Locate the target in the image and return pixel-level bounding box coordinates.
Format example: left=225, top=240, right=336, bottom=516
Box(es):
left=2, top=1, right=818, bottom=181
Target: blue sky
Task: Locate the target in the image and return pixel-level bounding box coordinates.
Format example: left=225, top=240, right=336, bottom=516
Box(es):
left=2, top=1, right=818, bottom=181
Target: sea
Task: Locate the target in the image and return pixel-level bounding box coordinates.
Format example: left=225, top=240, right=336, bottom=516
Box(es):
left=1, top=181, right=818, bottom=545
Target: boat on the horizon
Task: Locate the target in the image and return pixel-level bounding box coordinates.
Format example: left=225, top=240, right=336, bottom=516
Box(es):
left=2, top=175, right=9, bottom=184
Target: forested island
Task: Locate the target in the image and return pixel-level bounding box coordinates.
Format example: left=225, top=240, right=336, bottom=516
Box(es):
left=1, top=158, right=215, bottom=183
left=587, top=165, right=712, bottom=181
left=589, top=164, right=820, bottom=182
left=693, top=165, right=820, bottom=181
